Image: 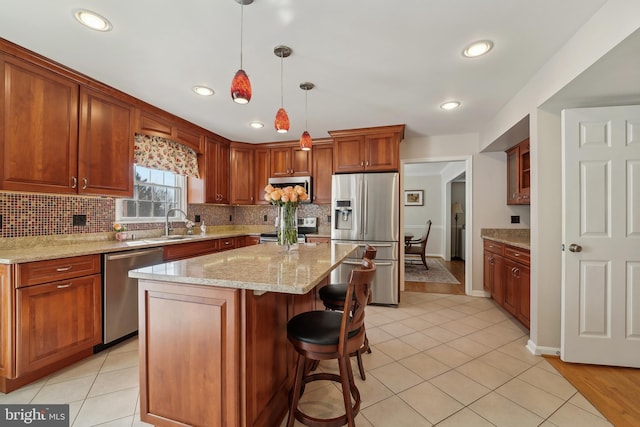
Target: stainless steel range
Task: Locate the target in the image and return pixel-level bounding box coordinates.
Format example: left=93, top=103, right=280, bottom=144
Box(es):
left=259, top=217, right=317, bottom=243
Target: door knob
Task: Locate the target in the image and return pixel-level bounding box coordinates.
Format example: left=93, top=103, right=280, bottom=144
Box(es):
left=569, top=244, right=582, bottom=253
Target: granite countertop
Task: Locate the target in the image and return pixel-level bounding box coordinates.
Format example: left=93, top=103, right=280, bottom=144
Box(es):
left=129, top=242, right=358, bottom=295
left=481, top=228, right=530, bottom=250
left=0, top=226, right=273, bottom=264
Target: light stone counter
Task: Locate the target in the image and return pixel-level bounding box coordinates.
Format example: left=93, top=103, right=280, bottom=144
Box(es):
left=0, top=225, right=273, bottom=264
left=129, top=242, right=358, bottom=295
left=481, top=228, right=530, bottom=250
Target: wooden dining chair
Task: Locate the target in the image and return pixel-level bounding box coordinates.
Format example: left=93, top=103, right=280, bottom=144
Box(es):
left=405, top=219, right=432, bottom=269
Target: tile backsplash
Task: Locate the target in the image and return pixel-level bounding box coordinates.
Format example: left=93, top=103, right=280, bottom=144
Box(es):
left=0, top=191, right=331, bottom=238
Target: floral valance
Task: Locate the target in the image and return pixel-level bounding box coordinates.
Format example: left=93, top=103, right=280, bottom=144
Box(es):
left=134, top=134, right=200, bottom=178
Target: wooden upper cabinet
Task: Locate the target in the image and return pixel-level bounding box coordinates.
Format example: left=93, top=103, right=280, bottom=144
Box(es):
left=135, top=109, right=203, bottom=153
left=0, top=54, right=79, bottom=194
left=205, top=137, right=230, bottom=204
left=78, top=87, right=134, bottom=197
left=312, top=144, right=333, bottom=204
left=506, top=138, right=530, bottom=205
left=330, top=125, right=404, bottom=173
left=254, top=147, right=270, bottom=204
left=230, top=144, right=255, bottom=205
left=270, top=145, right=312, bottom=177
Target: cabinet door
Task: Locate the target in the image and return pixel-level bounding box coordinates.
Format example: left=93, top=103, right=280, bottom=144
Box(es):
left=216, top=142, right=230, bottom=204
left=291, top=147, right=312, bottom=176
left=78, top=87, right=133, bottom=197
left=16, top=274, right=101, bottom=375
left=205, top=139, right=230, bottom=204
left=333, top=136, right=364, bottom=173
left=519, top=139, right=531, bottom=204
left=492, top=255, right=505, bottom=305
left=312, top=145, right=333, bottom=204
left=516, top=263, right=530, bottom=328
left=364, top=132, right=399, bottom=172
left=502, top=258, right=519, bottom=316
left=254, top=148, right=270, bottom=204
left=270, top=147, right=292, bottom=177
left=0, top=264, right=13, bottom=379
left=483, top=252, right=493, bottom=293
left=230, top=146, right=255, bottom=204
left=0, top=55, right=79, bottom=194
left=506, top=145, right=520, bottom=205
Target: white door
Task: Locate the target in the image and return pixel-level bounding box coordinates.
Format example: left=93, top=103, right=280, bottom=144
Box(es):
left=561, top=105, right=640, bottom=367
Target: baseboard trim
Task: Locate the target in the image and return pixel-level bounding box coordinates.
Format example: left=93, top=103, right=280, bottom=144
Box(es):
left=469, top=290, right=489, bottom=297
left=526, top=339, right=561, bottom=357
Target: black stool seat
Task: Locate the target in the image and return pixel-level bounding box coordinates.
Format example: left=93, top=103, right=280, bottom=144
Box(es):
left=318, top=284, right=347, bottom=310
left=288, top=311, right=360, bottom=346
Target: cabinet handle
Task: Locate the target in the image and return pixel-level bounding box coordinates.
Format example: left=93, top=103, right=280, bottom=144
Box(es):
left=56, top=266, right=73, bottom=272
left=71, top=176, right=78, bottom=189
left=57, top=283, right=73, bottom=289
left=513, top=253, right=520, bottom=257
left=82, top=178, right=88, bottom=189
left=365, top=161, right=369, bottom=166
left=360, top=161, right=364, bottom=167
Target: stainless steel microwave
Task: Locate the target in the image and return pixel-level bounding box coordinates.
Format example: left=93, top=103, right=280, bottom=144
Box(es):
left=267, top=176, right=312, bottom=203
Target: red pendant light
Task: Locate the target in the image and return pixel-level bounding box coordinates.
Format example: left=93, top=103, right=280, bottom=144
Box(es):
left=231, top=0, right=252, bottom=104
left=273, top=45, right=292, bottom=133
left=299, top=82, right=314, bottom=151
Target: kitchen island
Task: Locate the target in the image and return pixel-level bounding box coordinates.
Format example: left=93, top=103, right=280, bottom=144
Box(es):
left=129, top=242, right=358, bottom=427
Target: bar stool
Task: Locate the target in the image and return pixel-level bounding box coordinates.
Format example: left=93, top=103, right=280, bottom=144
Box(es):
left=317, top=245, right=376, bottom=380
left=286, top=258, right=376, bottom=427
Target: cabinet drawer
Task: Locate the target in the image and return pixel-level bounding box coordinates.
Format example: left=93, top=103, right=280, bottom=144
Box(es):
left=17, top=255, right=101, bottom=288
left=483, top=240, right=504, bottom=255
left=219, top=237, right=237, bottom=251
left=504, top=245, right=530, bottom=265
left=163, top=240, right=219, bottom=261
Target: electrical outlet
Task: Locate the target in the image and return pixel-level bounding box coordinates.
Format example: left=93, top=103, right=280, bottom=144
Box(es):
left=511, top=215, right=520, bottom=224
left=194, top=214, right=201, bottom=223
left=327, top=215, right=331, bottom=223
left=229, top=215, right=233, bottom=222
left=73, top=214, right=87, bottom=226
left=263, top=215, right=268, bottom=222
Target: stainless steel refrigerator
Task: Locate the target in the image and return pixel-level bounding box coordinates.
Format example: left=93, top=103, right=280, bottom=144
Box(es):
left=331, top=172, right=399, bottom=305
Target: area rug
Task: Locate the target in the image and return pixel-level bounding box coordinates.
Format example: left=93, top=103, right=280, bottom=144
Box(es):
left=405, top=259, right=460, bottom=284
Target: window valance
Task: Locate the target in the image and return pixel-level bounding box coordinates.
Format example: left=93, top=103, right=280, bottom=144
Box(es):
left=134, top=134, right=200, bottom=178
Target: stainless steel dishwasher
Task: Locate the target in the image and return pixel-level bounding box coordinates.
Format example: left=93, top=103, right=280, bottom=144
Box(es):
left=102, top=247, right=164, bottom=345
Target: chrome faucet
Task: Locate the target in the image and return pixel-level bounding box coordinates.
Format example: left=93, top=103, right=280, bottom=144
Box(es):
left=165, top=208, right=188, bottom=236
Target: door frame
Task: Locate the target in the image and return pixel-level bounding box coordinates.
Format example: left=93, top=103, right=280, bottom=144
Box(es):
left=400, top=155, right=473, bottom=295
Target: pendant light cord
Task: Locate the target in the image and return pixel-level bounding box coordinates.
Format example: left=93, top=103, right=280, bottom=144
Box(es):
left=280, top=52, right=284, bottom=108
left=304, top=89, right=309, bottom=130
left=239, top=3, right=244, bottom=69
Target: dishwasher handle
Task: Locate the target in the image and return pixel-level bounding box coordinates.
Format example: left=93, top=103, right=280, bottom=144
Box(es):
left=105, top=248, right=163, bottom=261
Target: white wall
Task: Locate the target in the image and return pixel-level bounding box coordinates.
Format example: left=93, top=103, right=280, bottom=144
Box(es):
left=479, top=0, right=640, bottom=353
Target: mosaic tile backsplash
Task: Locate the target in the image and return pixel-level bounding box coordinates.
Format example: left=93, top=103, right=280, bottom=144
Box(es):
left=0, top=191, right=331, bottom=238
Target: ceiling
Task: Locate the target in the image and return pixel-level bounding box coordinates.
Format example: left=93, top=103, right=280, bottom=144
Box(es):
left=0, top=0, right=611, bottom=144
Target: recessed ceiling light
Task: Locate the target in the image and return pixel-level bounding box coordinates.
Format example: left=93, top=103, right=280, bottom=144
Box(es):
left=74, top=9, right=112, bottom=32
left=462, top=40, right=493, bottom=58
left=440, top=101, right=461, bottom=110
left=249, top=121, right=264, bottom=129
left=192, top=86, right=214, bottom=96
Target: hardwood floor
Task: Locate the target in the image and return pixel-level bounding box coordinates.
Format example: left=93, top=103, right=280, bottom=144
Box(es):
left=545, top=356, right=640, bottom=427
left=404, top=258, right=465, bottom=295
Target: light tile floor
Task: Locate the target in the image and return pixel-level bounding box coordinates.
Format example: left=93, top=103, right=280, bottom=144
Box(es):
left=0, top=292, right=613, bottom=427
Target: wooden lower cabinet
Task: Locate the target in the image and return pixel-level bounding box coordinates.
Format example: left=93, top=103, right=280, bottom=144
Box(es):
left=1, top=254, right=102, bottom=393
left=306, top=236, right=330, bottom=244
left=17, top=275, right=101, bottom=375
left=483, top=240, right=530, bottom=329
left=137, top=278, right=324, bottom=427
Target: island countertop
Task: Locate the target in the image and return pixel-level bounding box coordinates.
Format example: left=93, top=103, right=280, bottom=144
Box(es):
left=129, top=242, right=358, bottom=295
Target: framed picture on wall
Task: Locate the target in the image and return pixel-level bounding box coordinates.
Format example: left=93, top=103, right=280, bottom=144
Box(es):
left=404, top=190, right=424, bottom=206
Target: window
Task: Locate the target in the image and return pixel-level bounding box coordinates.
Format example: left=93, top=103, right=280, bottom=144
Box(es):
left=116, top=165, right=186, bottom=222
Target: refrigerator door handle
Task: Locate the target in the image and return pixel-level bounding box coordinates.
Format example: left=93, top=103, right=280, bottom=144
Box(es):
left=363, top=179, right=368, bottom=235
